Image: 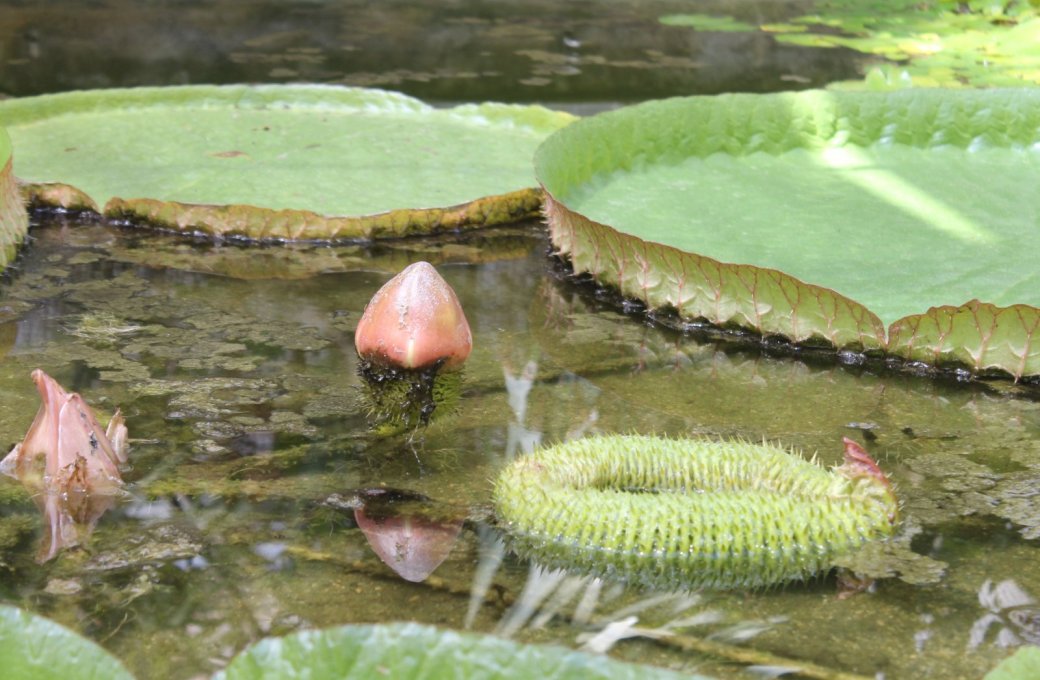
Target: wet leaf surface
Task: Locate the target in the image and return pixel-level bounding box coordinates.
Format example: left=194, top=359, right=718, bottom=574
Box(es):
left=1, top=85, right=573, bottom=240
left=0, top=604, right=134, bottom=680
left=537, top=88, right=1040, bottom=378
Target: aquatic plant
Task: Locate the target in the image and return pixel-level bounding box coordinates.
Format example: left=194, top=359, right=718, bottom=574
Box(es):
left=354, top=261, right=470, bottom=432
left=216, top=621, right=695, bottom=680
left=354, top=261, right=472, bottom=371
left=535, top=88, right=1040, bottom=379
left=493, top=434, right=898, bottom=590
left=0, top=605, right=134, bottom=680
left=0, top=126, right=28, bottom=270
left=0, top=369, right=127, bottom=562
left=0, top=85, right=573, bottom=240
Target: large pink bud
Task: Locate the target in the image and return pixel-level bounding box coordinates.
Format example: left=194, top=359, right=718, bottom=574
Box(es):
left=354, top=261, right=472, bottom=371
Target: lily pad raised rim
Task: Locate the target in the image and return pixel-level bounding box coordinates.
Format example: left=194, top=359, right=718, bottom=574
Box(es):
left=535, top=88, right=1040, bottom=381
left=3, top=84, right=575, bottom=242
left=0, top=126, right=28, bottom=269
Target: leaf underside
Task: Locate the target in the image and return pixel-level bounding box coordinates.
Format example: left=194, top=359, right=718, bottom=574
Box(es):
left=535, top=88, right=1040, bottom=379
left=1, top=85, right=574, bottom=240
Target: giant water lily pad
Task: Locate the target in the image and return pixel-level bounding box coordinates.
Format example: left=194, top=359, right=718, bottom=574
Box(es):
left=536, top=88, right=1040, bottom=379
left=0, top=605, right=134, bottom=680
left=1, top=85, right=574, bottom=240
left=659, top=1, right=1040, bottom=89
left=217, top=622, right=696, bottom=680
left=0, top=127, right=29, bottom=269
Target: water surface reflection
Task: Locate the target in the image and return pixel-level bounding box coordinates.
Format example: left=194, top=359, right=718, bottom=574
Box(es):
left=0, top=219, right=1036, bottom=678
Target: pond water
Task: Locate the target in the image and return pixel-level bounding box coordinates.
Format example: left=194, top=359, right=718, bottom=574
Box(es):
left=0, top=217, right=1038, bottom=679
left=2, top=1, right=1039, bottom=678
left=0, top=0, right=863, bottom=103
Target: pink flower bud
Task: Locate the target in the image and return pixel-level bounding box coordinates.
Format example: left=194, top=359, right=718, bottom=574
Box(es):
left=354, top=261, right=472, bottom=371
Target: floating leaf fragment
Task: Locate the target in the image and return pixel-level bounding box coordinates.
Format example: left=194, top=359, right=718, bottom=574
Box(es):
left=985, top=645, right=1040, bottom=680
left=659, top=14, right=757, bottom=32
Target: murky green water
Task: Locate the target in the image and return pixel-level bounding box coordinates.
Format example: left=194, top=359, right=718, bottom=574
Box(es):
left=2, top=1, right=1039, bottom=677
left=0, top=0, right=862, bottom=104
left=0, top=217, right=1037, bottom=679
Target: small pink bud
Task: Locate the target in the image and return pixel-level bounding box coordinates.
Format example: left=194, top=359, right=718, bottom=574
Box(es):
left=354, top=261, right=472, bottom=371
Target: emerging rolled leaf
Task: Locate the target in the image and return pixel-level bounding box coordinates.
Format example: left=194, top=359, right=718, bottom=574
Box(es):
left=355, top=261, right=472, bottom=371
left=536, top=88, right=1040, bottom=379
left=493, top=434, right=898, bottom=590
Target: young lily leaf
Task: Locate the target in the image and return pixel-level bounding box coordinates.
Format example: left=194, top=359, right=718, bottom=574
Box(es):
left=0, top=605, right=135, bottom=680
left=535, top=88, right=1040, bottom=378
left=216, top=622, right=696, bottom=680
left=0, top=85, right=574, bottom=240
left=0, top=126, right=29, bottom=269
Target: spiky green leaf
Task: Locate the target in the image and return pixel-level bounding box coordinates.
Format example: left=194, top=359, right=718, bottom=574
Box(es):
left=1, top=85, right=574, bottom=240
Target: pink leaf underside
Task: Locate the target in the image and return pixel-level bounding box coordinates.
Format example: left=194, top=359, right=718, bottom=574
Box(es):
left=3, top=370, right=123, bottom=490
left=58, top=394, right=123, bottom=487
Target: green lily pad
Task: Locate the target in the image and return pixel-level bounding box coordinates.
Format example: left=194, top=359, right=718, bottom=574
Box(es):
left=776, top=2, right=1040, bottom=90
left=217, top=622, right=696, bottom=680
left=659, top=14, right=757, bottom=32
left=0, top=85, right=574, bottom=240
left=0, top=126, right=29, bottom=269
left=0, top=605, right=134, bottom=680
left=986, top=645, right=1040, bottom=680
left=535, top=88, right=1040, bottom=379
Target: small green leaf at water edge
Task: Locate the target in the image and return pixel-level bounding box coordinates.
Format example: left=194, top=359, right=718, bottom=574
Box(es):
left=535, top=88, right=1040, bottom=379
left=216, top=621, right=698, bottom=680
left=0, top=605, right=135, bottom=680
left=0, top=85, right=574, bottom=241
left=985, top=645, right=1040, bottom=680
